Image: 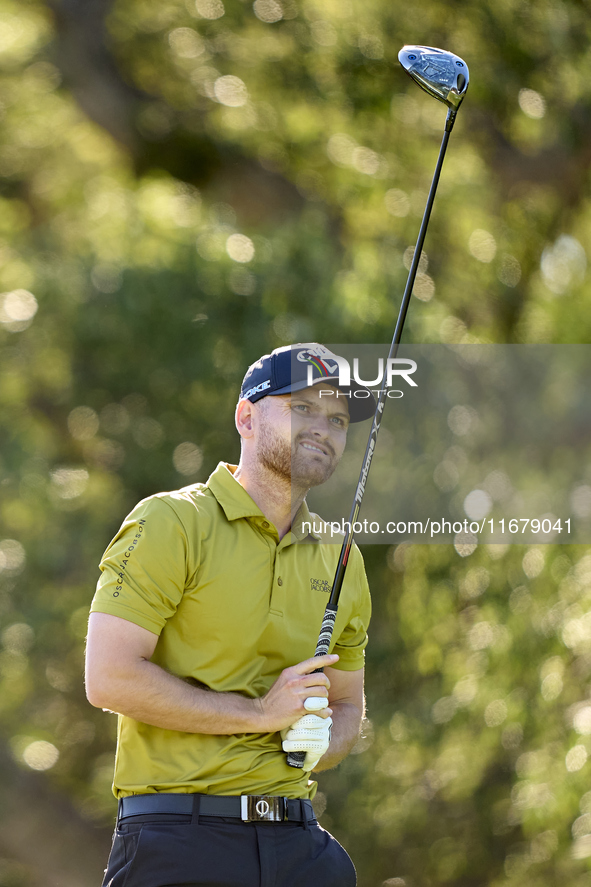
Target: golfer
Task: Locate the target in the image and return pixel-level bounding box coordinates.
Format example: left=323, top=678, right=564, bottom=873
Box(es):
left=86, top=343, right=374, bottom=887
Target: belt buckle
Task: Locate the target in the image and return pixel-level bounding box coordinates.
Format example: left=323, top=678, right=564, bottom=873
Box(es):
left=240, top=795, right=288, bottom=822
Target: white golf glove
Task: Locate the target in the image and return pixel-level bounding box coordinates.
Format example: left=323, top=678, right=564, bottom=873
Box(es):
left=281, top=714, right=332, bottom=772
left=303, top=696, right=329, bottom=713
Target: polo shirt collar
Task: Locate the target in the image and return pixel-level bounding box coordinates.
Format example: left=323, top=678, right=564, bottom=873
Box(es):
left=207, top=463, right=265, bottom=521
left=290, top=498, right=322, bottom=542
left=206, top=462, right=321, bottom=542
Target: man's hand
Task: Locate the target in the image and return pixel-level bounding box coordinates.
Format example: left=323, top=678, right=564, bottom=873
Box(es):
left=256, top=653, right=338, bottom=733
left=281, top=714, right=332, bottom=771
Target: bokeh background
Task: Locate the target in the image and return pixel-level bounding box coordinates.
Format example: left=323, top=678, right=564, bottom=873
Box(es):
left=1, top=1, right=591, bottom=885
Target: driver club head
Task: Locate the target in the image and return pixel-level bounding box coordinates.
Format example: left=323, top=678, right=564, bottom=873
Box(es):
left=398, top=45, right=469, bottom=114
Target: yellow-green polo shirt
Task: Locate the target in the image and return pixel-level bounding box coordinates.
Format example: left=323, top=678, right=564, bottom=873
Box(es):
left=90, top=462, right=371, bottom=799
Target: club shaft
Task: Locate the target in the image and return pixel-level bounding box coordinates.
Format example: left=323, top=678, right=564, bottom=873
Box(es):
left=327, top=125, right=452, bottom=611
left=287, top=123, right=454, bottom=768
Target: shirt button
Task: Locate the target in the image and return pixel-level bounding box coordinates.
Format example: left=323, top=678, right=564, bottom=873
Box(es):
left=277, top=577, right=283, bottom=586
left=262, top=521, right=270, bottom=529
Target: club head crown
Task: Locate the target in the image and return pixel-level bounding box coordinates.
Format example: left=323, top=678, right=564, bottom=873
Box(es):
left=398, top=45, right=469, bottom=113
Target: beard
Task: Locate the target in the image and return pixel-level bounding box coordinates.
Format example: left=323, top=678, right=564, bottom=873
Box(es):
left=256, top=414, right=340, bottom=490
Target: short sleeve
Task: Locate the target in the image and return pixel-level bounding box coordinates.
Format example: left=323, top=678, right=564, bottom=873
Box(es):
left=331, top=545, right=371, bottom=671
left=90, top=496, right=189, bottom=635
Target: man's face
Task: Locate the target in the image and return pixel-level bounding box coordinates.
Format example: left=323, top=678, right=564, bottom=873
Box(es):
left=255, top=385, right=350, bottom=489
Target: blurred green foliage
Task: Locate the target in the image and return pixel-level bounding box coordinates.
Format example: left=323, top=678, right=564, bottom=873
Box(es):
left=1, top=0, right=591, bottom=884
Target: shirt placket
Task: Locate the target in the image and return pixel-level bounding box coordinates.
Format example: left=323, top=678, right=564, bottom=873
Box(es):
left=254, top=518, right=285, bottom=616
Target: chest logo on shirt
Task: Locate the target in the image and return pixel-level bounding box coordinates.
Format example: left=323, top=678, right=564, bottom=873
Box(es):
left=311, top=578, right=331, bottom=594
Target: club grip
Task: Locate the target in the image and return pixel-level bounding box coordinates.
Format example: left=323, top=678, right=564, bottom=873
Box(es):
left=285, top=607, right=337, bottom=769
left=286, top=749, right=306, bottom=768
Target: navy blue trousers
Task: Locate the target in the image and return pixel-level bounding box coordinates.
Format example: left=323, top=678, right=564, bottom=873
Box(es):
left=102, top=812, right=356, bottom=887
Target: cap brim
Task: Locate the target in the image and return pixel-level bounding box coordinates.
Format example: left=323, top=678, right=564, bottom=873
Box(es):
left=267, top=376, right=376, bottom=423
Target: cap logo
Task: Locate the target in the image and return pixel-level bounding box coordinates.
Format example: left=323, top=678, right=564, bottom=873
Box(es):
left=243, top=379, right=271, bottom=400
left=296, top=345, right=346, bottom=381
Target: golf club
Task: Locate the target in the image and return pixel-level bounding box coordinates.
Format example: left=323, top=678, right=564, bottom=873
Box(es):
left=287, top=45, right=469, bottom=768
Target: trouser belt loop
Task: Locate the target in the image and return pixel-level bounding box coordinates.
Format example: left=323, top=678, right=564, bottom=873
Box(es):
left=191, top=793, right=201, bottom=825
left=301, top=799, right=311, bottom=831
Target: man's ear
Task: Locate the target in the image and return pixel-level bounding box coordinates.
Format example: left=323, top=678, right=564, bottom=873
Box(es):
left=235, top=398, right=255, bottom=441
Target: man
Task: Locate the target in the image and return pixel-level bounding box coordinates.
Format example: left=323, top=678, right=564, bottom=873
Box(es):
left=86, top=343, right=374, bottom=887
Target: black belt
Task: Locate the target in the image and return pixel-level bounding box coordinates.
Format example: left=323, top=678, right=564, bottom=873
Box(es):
left=118, top=793, right=315, bottom=824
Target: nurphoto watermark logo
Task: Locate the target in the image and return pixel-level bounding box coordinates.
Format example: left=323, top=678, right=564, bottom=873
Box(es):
left=298, top=344, right=418, bottom=399
left=304, top=344, right=591, bottom=546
